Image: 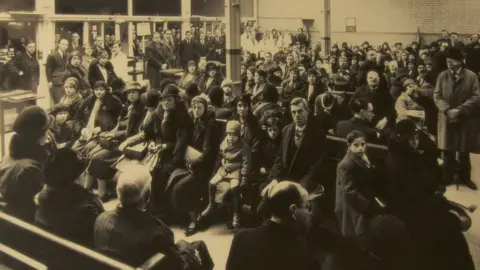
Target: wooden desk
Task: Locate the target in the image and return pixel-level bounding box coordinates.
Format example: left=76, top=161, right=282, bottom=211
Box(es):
left=0, top=91, right=45, bottom=157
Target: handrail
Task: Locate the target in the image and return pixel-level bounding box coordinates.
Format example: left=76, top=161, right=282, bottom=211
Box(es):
left=0, top=212, right=136, bottom=270
left=0, top=244, right=48, bottom=270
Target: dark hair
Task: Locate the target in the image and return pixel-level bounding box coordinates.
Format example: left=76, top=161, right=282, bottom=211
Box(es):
left=350, top=97, right=370, bottom=114
left=346, top=130, right=366, bottom=144
left=265, top=116, right=282, bottom=129
left=159, top=79, right=175, bottom=92
left=208, top=85, right=224, bottom=107
left=256, top=69, right=267, bottom=79
left=268, top=184, right=304, bottom=219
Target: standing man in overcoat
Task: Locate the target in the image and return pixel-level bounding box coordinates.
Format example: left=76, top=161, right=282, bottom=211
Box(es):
left=434, top=47, right=480, bottom=190
left=46, top=38, right=69, bottom=104
left=145, top=32, right=169, bottom=91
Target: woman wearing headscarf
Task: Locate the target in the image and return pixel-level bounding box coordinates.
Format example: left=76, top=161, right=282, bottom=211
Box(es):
left=58, top=77, right=84, bottom=118
left=170, top=96, right=220, bottom=236
left=66, top=50, right=91, bottom=98
left=34, top=147, right=104, bottom=248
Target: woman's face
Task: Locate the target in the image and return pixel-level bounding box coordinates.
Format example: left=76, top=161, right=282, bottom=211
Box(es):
left=401, top=53, right=407, bottom=60
left=71, top=56, right=81, bottom=67
left=349, top=137, right=366, bottom=155
left=85, top=47, right=93, bottom=56
left=408, top=133, right=420, bottom=149
left=99, top=55, right=109, bottom=66
left=112, top=44, right=120, bottom=53
left=267, top=126, right=280, bottom=140
left=161, top=97, right=176, bottom=111
left=94, top=87, right=107, bottom=99
left=246, top=70, right=254, bottom=80
left=55, top=111, right=69, bottom=125
left=240, top=65, right=246, bottom=75
left=188, top=65, right=196, bottom=73
left=64, top=83, right=77, bottom=96
left=208, top=69, right=217, bottom=77
left=254, top=72, right=263, bottom=84
left=405, top=84, right=416, bottom=96
left=408, top=62, right=415, bottom=70
left=236, top=101, right=248, bottom=118
left=127, top=90, right=140, bottom=102
left=192, top=102, right=205, bottom=119
left=290, top=71, right=298, bottom=80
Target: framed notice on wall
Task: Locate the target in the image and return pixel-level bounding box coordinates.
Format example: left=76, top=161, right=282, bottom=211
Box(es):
left=136, top=23, right=151, bottom=37
left=346, top=17, right=356, bottom=32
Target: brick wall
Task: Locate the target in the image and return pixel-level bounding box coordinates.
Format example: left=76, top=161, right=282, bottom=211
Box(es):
left=331, top=0, right=480, bottom=46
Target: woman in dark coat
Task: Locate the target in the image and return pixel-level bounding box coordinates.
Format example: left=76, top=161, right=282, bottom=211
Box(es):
left=143, top=84, right=193, bottom=217
left=71, top=81, right=123, bottom=158
left=242, top=66, right=256, bottom=95
left=66, top=50, right=91, bottom=98
left=34, top=148, right=104, bottom=248
left=197, top=62, right=224, bottom=94
left=88, top=51, right=119, bottom=89
left=85, top=81, right=146, bottom=201
left=170, top=96, right=220, bottom=236
left=280, top=67, right=305, bottom=103
left=178, top=60, right=200, bottom=90
left=385, top=119, right=474, bottom=270
left=0, top=106, right=50, bottom=223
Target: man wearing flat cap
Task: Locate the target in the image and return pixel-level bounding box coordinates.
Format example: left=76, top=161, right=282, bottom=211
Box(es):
left=434, top=47, right=480, bottom=190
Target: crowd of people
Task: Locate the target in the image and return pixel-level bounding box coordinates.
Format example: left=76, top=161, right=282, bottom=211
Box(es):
left=1, top=26, right=480, bottom=270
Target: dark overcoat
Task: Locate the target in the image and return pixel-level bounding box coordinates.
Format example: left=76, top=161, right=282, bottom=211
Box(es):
left=74, top=93, right=123, bottom=132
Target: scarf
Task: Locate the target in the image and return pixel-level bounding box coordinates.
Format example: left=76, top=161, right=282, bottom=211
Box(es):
left=60, top=93, right=82, bottom=107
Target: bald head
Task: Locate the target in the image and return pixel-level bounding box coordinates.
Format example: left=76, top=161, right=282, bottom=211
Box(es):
left=116, top=165, right=152, bottom=207
left=267, top=182, right=308, bottom=219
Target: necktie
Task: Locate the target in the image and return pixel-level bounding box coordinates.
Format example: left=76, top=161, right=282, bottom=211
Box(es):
left=294, top=129, right=303, bottom=148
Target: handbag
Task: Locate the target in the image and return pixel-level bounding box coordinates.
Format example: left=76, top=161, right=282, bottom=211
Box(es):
left=98, top=133, right=118, bottom=150
left=124, top=142, right=148, bottom=160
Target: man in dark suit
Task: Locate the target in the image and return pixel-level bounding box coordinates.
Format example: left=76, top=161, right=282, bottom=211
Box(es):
left=350, top=70, right=395, bottom=133
left=68, top=32, right=81, bottom=53
left=180, top=30, right=198, bottom=69
left=195, top=32, right=212, bottom=61
left=46, top=38, right=69, bottom=104
left=211, top=29, right=226, bottom=63
left=92, top=35, right=110, bottom=59
left=227, top=181, right=315, bottom=270
left=303, top=69, right=327, bottom=111
left=336, top=97, right=381, bottom=143
left=262, top=97, right=327, bottom=194
left=145, top=32, right=170, bottom=91
left=6, top=39, right=40, bottom=93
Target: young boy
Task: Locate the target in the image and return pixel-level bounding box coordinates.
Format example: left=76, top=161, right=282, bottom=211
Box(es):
left=48, top=103, right=75, bottom=149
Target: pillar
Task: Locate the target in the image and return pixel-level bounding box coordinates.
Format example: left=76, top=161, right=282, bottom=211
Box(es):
left=114, top=23, right=120, bottom=42
left=225, top=0, right=241, bottom=94
left=83, top=21, right=90, bottom=46
left=100, top=22, right=105, bottom=39
left=127, top=0, right=133, bottom=57
left=321, top=0, right=331, bottom=56
left=181, top=0, right=192, bottom=36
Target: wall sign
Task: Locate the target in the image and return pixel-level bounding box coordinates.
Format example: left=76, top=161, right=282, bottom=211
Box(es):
left=346, top=17, right=356, bottom=32
left=136, top=22, right=151, bottom=36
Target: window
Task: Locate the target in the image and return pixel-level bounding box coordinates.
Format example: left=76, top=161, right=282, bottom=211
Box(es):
left=133, top=0, right=181, bottom=16
left=56, top=0, right=128, bottom=15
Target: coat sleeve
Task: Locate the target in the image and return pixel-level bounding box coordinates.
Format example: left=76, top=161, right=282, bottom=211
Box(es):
left=46, top=54, right=54, bottom=83
left=226, top=232, right=246, bottom=270
left=267, top=132, right=285, bottom=183
left=241, top=144, right=252, bottom=183
left=457, top=75, right=480, bottom=117
left=338, top=163, right=370, bottom=213
left=171, top=121, right=191, bottom=168
left=191, top=122, right=219, bottom=171
left=394, top=95, right=408, bottom=121
left=300, top=129, right=327, bottom=191
left=145, top=46, right=164, bottom=70
left=433, top=74, right=451, bottom=113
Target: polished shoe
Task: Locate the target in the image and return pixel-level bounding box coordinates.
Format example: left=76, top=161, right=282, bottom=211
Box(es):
left=464, top=180, right=478, bottom=190
left=184, top=222, right=199, bottom=237
left=200, top=204, right=216, bottom=218
left=230, top=214, right=241, bottom=229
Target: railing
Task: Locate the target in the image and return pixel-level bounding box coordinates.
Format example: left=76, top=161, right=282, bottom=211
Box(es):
left=0, top=212, right=164, bottom=270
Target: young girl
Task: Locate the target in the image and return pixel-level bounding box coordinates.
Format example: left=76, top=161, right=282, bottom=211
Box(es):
left=260, top=115, right=282, bottom=176
left=47, top=103, right=75, bottom=149
left=58, top=77, right=83, bottom=118
left=198, top=120, right=250, bottom=229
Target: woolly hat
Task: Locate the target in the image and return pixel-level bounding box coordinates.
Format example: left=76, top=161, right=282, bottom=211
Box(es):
left=44, top=148, right=87, bottom=188
left=13, top=106, right=50, bottom=139
left=191, top=95, right=208, bottom=109
left=221, top=79, right=233, bottom=88
left=226, top=120, right=241, bottom=135
left=402, top=79, right=416, bottom=88
left=49, top=103, right=70, bottom=116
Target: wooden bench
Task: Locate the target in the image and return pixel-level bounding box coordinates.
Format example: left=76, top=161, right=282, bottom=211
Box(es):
left=0, top=212, right=166, bottom=270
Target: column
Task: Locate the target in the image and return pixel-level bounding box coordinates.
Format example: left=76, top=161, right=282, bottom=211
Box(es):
left=100, top=22, right=105, bottom=39
left=115, top=23, right=121, bottom=42
left=321, top=0, right=331, bottom=56
left=83, top=21, right=90, bottom=46
left=127, top=0, right=134, bottom=57
left=225, top=0, right=241, bottom=95
left=181, top=0, right=192, bottom=35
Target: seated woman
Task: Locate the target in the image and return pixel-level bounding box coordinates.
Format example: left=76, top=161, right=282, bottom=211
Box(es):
left=198, top=62, right=224, bottom=94
left=335, top=130, right=383, bottom=238
left=47, top=103, right=76, bottom=149
left=170, top=96, right=220, bottom=236
left=66, top=50, right=91, bottom=98
left=221, top=79, right=237, bottom=110
left=58, top=77, right=83, bottom=119
left=281, top=67, right=305, bottom=103
left=253, top=84, right=283, bottom=124
left=242, top=66, right=256, bottom=95
left=71, top=81, right=123, bottom=159
left=178, top=60, right=200, bottom=90
left=259, top=115, right=282, bottom=179
left=84, top=81, right=146, bottom=201
left=34, top=148, right=104, bottom=248
left=197, top=120, right=250, bottom=229
left=395, top=79, right=425, bottom=128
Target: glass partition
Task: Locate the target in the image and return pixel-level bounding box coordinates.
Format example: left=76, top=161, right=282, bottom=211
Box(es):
left=133, top=0, right=181, bottom=16
left=56, top=0, right=128, bottom=15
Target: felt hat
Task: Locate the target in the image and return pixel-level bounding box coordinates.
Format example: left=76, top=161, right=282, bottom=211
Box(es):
left=445, top=47, right=464, bottom=62
left=64, top=77, right=79, bottom=90
left=208, top=85, right=224, bottom=107
left=221, top=79, right=233, bottom=88
left=263, top=83, right=279, bottom=103
left=123, top=81, right=142, bottom=93
left=161, top=84, right=180, bottom=99
left=13, top=106, right=50, bottom=140
left=392, top=119, right=418, bottom=142
left=44, top=148, right=87, bottom=188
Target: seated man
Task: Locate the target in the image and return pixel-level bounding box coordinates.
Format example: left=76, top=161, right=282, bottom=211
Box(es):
left=94, top=164, right=214, bottom=269
left=336, top=97, right=381, bottom=143
left=227, top=181, right=315, bottom=270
